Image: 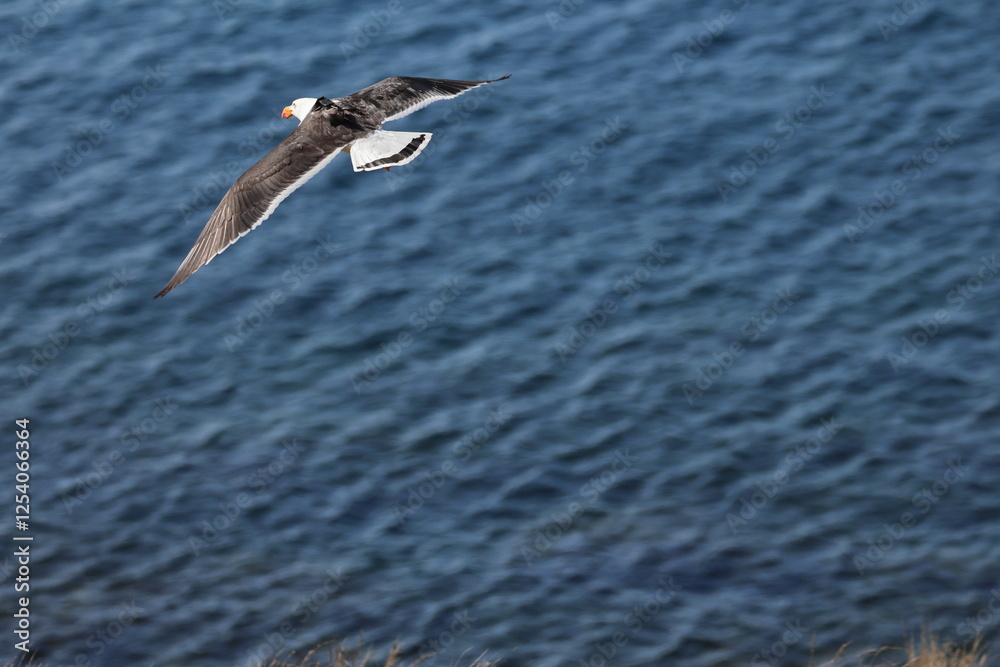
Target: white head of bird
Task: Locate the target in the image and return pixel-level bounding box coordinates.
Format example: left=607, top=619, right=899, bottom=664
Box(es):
left=281, top=98, right=319, bottom=123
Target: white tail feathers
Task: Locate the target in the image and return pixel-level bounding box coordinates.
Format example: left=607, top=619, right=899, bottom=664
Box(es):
left=348, top=130, right=433, bottom=172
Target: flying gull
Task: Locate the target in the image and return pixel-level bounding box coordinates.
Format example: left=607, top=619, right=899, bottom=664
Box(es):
left=154, top=75, right=510, bottom=298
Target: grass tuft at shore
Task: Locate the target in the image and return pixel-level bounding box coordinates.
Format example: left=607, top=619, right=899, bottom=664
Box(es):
left=261, top=636, right=502, bottom=667
left=812, top=630, right=988, bottom=666
left=0, top=629, right=988, bottom=666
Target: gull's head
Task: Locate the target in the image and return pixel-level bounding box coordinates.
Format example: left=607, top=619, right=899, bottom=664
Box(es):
left=282, top=97, right=318, bottom=123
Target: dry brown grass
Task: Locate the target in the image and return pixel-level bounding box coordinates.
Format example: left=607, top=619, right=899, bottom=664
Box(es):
left=263, top=630, right=992, bottom=667
left=812, top=629, right=988, bottom=666
left=0, top=639, right=503, bottom=667
left=261, top=636, right=502, bottom=667
left=0, top=629, right=989, bottom=666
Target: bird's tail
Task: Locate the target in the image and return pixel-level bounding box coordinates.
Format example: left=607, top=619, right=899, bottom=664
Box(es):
left=348, top=130, right=432, bottom=172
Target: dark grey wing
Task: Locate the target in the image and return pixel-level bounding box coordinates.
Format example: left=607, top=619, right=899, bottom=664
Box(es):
left=350, top=75, right=510, bottom=125
left=155, top=131, right=345, bottom=298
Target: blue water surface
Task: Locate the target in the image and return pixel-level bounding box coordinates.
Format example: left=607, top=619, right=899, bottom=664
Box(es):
left=2, top=0, right=1000, bottom=665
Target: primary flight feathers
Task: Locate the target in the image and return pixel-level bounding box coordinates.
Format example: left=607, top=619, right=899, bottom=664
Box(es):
left=155, top=75, right=510, bottom=298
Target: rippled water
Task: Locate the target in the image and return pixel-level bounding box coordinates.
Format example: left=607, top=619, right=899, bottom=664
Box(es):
left=2, top=0, right=1000, bottom=665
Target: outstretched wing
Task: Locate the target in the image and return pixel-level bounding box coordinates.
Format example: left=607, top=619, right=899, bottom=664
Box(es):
left=155, top=132, right=344, bottom=298
left=350, top=75, right=510, bottom=125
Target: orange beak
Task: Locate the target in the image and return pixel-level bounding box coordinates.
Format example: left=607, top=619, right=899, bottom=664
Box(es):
left=281, top=107, right=294, bottom=119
